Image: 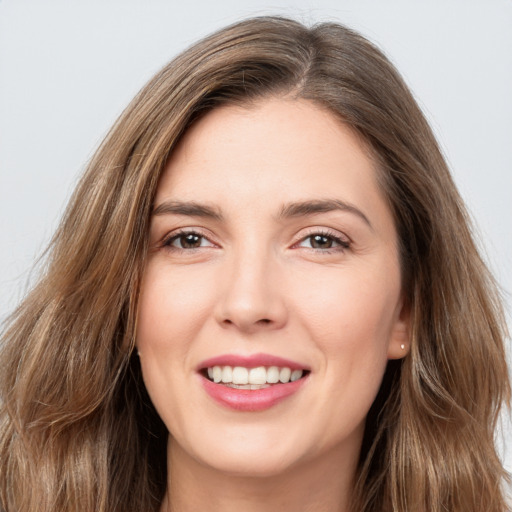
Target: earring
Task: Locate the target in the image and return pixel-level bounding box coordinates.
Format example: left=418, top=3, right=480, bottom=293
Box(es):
left=400, top=344, right=405, bottom=350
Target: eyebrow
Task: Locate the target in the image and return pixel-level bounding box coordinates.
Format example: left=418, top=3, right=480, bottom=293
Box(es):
left=152, top=198, right=372, bottom=229
left=278, top=199, right=373, bottom=229
left=152, top=200, right=223, bottom=221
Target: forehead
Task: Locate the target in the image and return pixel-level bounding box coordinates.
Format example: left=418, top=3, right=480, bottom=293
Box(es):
left=156, top=98, right=392, bottom=231
left=159, top=99, right=376, bottom=193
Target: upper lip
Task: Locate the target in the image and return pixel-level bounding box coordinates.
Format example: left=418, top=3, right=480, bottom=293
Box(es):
left=197, top=353, right=310, bottom=371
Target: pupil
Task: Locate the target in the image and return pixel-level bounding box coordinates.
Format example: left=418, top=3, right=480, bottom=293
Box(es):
left=181, top=234, right=201, bottom=248
left=311, top=235, right=332, bottom=249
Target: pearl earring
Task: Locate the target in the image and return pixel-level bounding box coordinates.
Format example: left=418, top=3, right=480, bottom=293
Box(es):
left=400, top=344, right=405, bottom=350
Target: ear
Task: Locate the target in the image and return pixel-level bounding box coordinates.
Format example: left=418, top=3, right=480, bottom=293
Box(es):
left=387, top=298, right=411, bottom=360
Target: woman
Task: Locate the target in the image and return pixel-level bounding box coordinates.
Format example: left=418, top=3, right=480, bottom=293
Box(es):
left=0, top=15, right=509, bottom=512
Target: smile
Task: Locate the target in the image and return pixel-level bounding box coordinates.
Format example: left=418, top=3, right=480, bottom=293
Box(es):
left=198, top=354, right=310, bottom=411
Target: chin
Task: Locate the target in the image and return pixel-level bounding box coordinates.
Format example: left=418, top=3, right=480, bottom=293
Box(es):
left=201, top=450, right=299, bottom=479
left=171, top=427, right=304, bottom=479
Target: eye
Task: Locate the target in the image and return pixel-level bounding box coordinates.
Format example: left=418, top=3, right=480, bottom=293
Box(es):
left=297, top=231, right=350, bottom=251
left=163, top=231, right=214, bottom=250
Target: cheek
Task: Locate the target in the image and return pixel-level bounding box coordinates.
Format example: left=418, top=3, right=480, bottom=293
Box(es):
left=288, top=265, right=399, bottom=432
left=301, top=280, right=393, bottom=389
left=292, top=263, right=400, bottom=350
left=136, top=262, right=215, bottom=353
left=135, top=262, right=217, bottom=426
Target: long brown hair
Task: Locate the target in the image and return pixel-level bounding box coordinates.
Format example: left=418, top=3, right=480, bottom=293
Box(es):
left=1, top=16, right=510, bottom=512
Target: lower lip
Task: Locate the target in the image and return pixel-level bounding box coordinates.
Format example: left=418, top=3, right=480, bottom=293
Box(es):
left=200, top=375, right=308, bottom=412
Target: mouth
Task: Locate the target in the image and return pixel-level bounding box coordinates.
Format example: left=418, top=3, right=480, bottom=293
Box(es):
left=197, top=355, right=310, bottom=411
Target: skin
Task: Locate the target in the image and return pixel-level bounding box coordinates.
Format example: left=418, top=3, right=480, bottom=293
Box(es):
left=136, top=97, right=410, bottom=512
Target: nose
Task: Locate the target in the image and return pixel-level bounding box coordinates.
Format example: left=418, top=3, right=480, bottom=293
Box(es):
left=215, top=250, right=288, bottom=334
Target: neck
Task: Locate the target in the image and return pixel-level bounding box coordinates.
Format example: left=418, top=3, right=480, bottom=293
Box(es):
left=161, top=436, right=361, bottom=512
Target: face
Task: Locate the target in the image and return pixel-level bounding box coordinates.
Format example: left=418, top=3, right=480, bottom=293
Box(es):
left=137, top=98, right=409, bottom=477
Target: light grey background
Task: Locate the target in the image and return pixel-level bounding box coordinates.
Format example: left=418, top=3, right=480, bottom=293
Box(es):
left=1, top=0, right=511, bottom=475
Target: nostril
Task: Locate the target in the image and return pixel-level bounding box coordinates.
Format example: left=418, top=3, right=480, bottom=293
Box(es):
left=223, top=318, right=271, bottom=326
left=219, top=312, right=285, bottom=331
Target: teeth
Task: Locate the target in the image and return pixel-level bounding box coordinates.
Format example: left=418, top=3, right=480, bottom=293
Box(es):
left=267, top=366, right=280, bottom=383
left=232, top=367, right=249, bottom=384
left=225, top=383, right=271, bottom=390
left=291, top=369, right=303, bottom=382
left=279, top=367, right=291, bottom=383
left=221, top=366, right=233, bottom=383
left=205, top=365, right=305, bottom=385
left=212, top=366, right=222, bottom=383
left=248, top=366, right=267, bottom=384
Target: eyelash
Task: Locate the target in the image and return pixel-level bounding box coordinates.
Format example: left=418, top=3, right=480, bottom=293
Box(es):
left=161, top=229, right=213, bottom=251
left=293, top=229, right=350, bottom=253
left=161, top=228, right=350, bottom=253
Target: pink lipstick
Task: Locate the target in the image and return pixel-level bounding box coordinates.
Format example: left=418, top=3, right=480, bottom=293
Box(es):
left=197, top=353, right=310, bottom=412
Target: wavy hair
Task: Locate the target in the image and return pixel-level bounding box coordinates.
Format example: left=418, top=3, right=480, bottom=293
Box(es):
left=1, top=16, right=510, bottom=512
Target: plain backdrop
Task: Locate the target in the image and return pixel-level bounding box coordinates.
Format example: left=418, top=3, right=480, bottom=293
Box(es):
left=1, top=0, right=511, bottom=476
